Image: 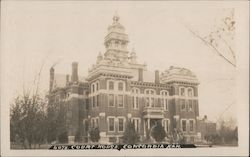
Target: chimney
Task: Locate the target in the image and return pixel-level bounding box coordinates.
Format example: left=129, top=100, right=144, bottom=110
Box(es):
left=49, top=67, right=55, bottom=92
left=71, top=62, right=79, bottom=83
left=155, top=70, right=160, bottom=84
left=66, top=74, right=70, bottom=85
left=138, top=68, right=143, bottom=82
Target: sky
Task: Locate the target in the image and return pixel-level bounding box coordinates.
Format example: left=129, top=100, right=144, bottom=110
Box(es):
left=1, top=1, right=240, bottom=122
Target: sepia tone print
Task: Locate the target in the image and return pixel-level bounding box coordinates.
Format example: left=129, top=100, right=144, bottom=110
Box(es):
left=2, top=2, right=246, bottom=154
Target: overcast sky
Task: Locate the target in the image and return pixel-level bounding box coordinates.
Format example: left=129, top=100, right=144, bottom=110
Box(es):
left=1, top=1, right=242, bottom=122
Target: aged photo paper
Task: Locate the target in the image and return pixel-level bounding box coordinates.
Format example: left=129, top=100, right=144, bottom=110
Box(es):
left=1, top=0, right=249, bottom=156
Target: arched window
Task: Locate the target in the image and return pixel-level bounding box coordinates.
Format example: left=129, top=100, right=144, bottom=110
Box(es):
left=160, top=90, right=169, bottom=96
left=131, top=88, right=140, bottom=94
left=145, top=89, right=155, bottom=95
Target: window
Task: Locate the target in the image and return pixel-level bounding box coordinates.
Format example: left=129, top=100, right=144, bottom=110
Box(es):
left=145, top=89, right=155, bottom=95
left=151, top=98, right=155, bottom=107
left=188, top=100, right=193, bottom=111
left=92, top=97, right=95, bottom=108
left=96, top=118, right=99, bottom=128
left=151, top=90, right=155, bottom=95
left=96, top=95, right=99, bottom=107
left=187, top=88, right=193, bottom=97
left=86, top=99, right=89, bottom=110
left=164, top=99, right=168, bottom=110
left=145, top=97, right=150, bottom=107
left=92, top=84, right=95, bottom=93
left=181, top=120, right=187, bottom=132
left=108, top=81, right=114, bottom=90
left=180, top=99, right=186, bottom=110
left=189, top=120, right=194, bottom=132
left=162, top=119, right=170, bottom=133
left=161, top=98, right=168, bottom=110
left=96, top=82, right=99, bottom=91
left=108, top=94, right=115, bottom=107
left=160, top=90, right=168, bottom=96
left=180, top=87, right=185, bottom=96
left=118, top=118, right=124, bottom=132
left=132, top=96, right=139, bottom=109
left=117, top=95, right=124, bottom=107
left=132, top=88, right=140, bottom=94
left=91, top=118, right=95, bottom=127
left=132, top=118, right=140, bottom=132
left=118, top=82, right=124, bottom=91
left=108, top=118, right=115, bottom=132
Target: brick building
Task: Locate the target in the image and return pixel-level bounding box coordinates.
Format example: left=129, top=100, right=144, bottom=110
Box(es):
left=48, top=13, right=215, bottom=144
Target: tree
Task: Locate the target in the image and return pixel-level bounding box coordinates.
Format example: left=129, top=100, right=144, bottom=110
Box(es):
left=150, top=121, right=166, bottom=143
left=217, top=118, right=238, bottom=145
left=47, top=99, right=68, bottom=144
left=89, top=127, right=100, bottom=143
left=10, top=93, right=48, bottom=148
left=123, top=120, right=140, bottom=144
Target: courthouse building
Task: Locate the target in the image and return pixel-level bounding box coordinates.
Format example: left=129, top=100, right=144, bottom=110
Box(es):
left=48, top=13, right=214, bottom=144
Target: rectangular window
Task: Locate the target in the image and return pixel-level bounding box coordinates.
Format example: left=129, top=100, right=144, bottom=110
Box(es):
left=96, top=95, right=99, bottom=107
left=181, top=99, right=185, bottom=110
left=145, top=97, right=150, bottom=107
left=136, top=97, right=139, bottom=109
left=108, top=118, right=115, bottom=132
left=96, top=83, right=99, bottom=91
left=91, top=119, right=95, bottom=127
left=182, top=120, right=187, bottom=132
left=118, top=118, right=124, bottom=132
left=117, top=95, right=124, bottom=107
left=92, top=97, right=95, bottom=108
left=188, top=89, right=193, bottom=97
left=190, top=120, right=194, bottom=132
left=151, top=98, right=154, bottom=107
left=108, top=94, right=114, bottom=107
left=180, top=88, right=185, bottom=96
left=92, top=84, right=95, bottom=93
left=86, top=99, right=89, bottom=110
left=188, top=100, right=192, bottom=111
left=132, top=119, right=140, bottom=132
left=96, top=118, right=99, bottom=128
left=165, top=99, right=168, bottom=110
left=118, top=82, right=124, bottom=91
left=133, top=97, right=139, bottom=109
left=160, top=99, right=164, bottom=107
left=109, top=81, right=114, bottom=90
